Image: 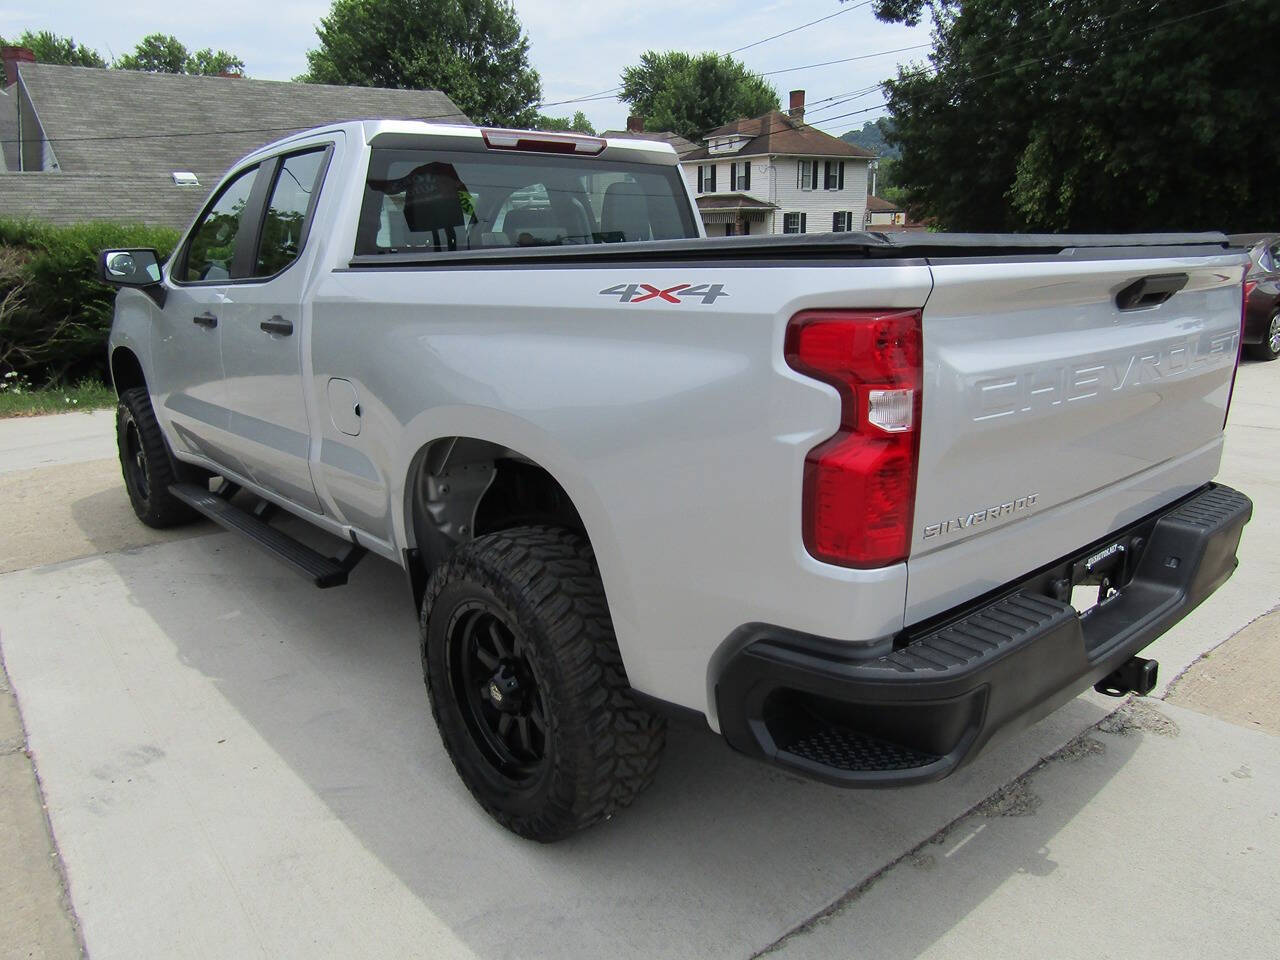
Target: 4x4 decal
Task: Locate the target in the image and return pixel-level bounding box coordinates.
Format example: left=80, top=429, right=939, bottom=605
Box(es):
left=599, top=283, right=729, bottom=305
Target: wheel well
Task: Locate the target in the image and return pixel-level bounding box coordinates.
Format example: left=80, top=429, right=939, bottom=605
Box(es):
left=110, top=347, right=146, bottom=396
left=405, top=437, right=586, bottom=609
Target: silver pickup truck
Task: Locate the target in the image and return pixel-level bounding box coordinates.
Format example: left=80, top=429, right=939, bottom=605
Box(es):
left=100, top=120, right=1253, bottom=841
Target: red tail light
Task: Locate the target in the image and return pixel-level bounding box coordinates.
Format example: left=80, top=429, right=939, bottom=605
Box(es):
left=785, top=309, right=923, bottom=568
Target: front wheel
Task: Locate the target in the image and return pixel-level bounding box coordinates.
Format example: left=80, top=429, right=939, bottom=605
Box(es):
left=116, top=387, right=200, bottom=528
left=1246, top=310, right=1280, bottom=361
left=421, top=526, right=666, bottom=841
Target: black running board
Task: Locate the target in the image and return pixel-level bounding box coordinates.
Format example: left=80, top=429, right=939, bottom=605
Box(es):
left=170, top=483, right=366, bottom=588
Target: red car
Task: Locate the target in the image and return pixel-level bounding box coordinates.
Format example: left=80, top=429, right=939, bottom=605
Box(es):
left=1234, top=234, right=1280, bottom=361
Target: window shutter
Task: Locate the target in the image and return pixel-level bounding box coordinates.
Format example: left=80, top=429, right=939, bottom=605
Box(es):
left=824, top=161, right=832, bottom=189
left=697, top=166, right=704, bottom=193
left=729, top=163, right=735, bottom=190
left=811, top=163, right=819, bottom=191
left=839, top=162, right=845, bottom=190
left=833, top=212, right=840, bottom=232
left=744, top=161, right=751, bottom=190
left=710, top=164, right=717, bottom=192
left=800, top=212, right=807, bottom=233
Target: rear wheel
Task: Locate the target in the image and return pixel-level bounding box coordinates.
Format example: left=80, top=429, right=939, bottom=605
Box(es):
left=1246, top=310, right=1280, bottom=361
left=421, top=526, right=665, bottom=841
left=116, top=387, right=200, bottom=528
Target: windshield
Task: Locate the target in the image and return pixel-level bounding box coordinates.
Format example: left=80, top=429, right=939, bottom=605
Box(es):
left=356, top=147, right=698, bottom=255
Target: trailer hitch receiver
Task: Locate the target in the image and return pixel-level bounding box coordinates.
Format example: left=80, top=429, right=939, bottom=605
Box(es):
left=1094, top=656, right=1159, bottom=697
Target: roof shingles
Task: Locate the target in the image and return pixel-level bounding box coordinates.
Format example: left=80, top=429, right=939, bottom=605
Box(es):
left=600, top=129, right=700, bottom=158
left=682, top=110, right=874, bottom=162
left=1, top=63, right=470, bottom=227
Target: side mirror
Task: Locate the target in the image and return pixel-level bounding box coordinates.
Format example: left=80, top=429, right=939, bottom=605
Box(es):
left=99, top=248, right=163, bottom=287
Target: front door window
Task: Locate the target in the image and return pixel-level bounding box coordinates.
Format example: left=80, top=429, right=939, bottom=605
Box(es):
left=182, top=166, right=258, bottom=282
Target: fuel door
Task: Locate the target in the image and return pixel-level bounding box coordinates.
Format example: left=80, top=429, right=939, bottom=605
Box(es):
left=327, top=377, right=362, bottom=436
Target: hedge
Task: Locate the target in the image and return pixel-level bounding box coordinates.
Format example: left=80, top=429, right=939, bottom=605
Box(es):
left=0, top=218, right=181, bottom=386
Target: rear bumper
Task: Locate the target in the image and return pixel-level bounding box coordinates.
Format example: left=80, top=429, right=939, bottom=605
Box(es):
left=714, top=483, right=1252, bottom=787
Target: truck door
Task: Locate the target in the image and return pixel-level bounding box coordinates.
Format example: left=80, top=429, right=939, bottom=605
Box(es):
left=155, top=163, right=262, bottom=476
left=216, top=145, right=334, bottom=513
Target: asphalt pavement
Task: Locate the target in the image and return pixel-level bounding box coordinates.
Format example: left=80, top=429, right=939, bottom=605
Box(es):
left=1, top=361, right=1277, bottom=960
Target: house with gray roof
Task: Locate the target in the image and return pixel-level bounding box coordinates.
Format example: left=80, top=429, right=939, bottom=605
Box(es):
left=0, top=54, right=470, bottom=229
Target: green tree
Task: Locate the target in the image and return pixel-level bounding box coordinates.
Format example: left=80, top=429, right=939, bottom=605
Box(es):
left=532, top=111, right=595, bottom=134
left=115, top=34, right=189, bottom=73
left=874, top=0, right=1280, bottom=232
left=298, top=0, right=542, bottom=127
left=2, top=30, right=106, bottom=67
left=115, top=33, right=245, bottom=76
left=619, top=51, right=779, bottom=142
left=871, top=156, right=910, bottom=206
left=185, top=48, right=247, bottom=76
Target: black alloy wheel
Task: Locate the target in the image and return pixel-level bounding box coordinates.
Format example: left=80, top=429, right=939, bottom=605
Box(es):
left=446, top=600, right=550, bottom=785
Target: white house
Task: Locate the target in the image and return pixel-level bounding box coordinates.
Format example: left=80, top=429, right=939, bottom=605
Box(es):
left=679, top=91, right=875, bottom=237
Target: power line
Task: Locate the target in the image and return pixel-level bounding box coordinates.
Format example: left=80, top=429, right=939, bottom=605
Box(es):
left=701, top=0, right=1248, bottom=142
left=536, top=0, right=882, bottom=109
left=727, top=1, right=869, bottom=55
left=534, top=40, right=932, bottom=111
left=761, top=42, right=931, bottom=78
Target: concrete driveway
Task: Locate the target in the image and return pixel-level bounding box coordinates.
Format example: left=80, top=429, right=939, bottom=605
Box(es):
left=1, top=363, right=1278, bottom=960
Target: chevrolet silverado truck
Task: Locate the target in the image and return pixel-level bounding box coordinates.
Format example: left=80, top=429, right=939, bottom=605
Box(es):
left=99, top=120, right=1253, bottom=841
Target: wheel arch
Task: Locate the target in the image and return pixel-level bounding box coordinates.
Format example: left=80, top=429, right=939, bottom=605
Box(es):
left=402, top=435, right=593, bottom=610
left=110, top=345, right=147, bottom=396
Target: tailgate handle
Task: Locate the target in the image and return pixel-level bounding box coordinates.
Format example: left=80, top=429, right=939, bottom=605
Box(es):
left=1115, top=273, right=1188, bottom=311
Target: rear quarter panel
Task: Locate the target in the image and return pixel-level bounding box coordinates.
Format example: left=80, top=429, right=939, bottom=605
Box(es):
left=309, top=261, right=933, bottom=721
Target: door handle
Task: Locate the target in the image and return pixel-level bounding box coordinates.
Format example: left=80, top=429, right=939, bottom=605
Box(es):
left=260, top=316, right=294, bottom=336
left=192, top=312, right=217, bottom=328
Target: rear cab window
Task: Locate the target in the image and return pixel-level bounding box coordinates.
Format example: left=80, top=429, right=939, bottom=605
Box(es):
left=356, top=146, right=697, bottom=255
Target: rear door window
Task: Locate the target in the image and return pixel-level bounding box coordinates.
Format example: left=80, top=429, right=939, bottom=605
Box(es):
left=182, top=165, right=259, bottom=282
left=357, top=147, right=697, bottom=255
left=254, top=149, right=330, bottom=277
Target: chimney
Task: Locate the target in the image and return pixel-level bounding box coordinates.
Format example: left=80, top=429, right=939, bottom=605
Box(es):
left=788, top=90, right=805, bottom=123
left=2, top=46, right=35, bottom=87
left=626, top=115, right=645, bottom=133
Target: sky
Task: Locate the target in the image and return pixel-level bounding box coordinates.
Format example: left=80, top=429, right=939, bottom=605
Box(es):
left=6, top=0, right=935, bottom=135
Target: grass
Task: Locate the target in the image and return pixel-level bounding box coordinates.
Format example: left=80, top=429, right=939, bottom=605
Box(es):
left=0, top=376, right=116, bottom=418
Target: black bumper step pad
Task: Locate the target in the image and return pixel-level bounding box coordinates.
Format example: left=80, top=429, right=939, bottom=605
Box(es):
left=783, top=727, right=940, bottom=772
left=873, top=592, right=1075, bottom=675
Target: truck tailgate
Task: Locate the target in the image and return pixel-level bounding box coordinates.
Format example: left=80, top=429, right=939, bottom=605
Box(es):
left=906, top=249, right=1246, bottom=624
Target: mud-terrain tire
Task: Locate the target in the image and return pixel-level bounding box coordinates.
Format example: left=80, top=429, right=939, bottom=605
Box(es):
left=116, top=387, right=200, bottom=528
left=421, top=525, right=666, bottom=841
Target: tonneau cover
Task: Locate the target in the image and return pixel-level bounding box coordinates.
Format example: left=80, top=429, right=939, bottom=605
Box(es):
left=347, top=230, right=1233, bottom=269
